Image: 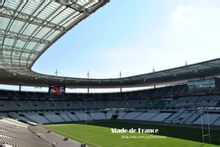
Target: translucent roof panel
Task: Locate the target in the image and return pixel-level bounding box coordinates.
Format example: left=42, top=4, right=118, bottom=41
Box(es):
left=0, top=0, right=107, bottom=78
left=2, top=0, right=215, bottom=88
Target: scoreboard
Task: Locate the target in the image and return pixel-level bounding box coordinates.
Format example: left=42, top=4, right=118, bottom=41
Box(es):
left=49, top=85, right=65, bottom=95
left=187, top=78, right=216, bottom=92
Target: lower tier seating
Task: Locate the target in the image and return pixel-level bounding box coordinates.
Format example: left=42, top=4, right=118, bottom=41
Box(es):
left=1, top=110, right=219, bottom=127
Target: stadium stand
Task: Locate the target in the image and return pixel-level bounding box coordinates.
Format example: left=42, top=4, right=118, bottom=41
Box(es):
left=171, top=110, right=197, bottom=124
left=106, top=111, right=115, bottom=119
left=65, top=112, right=79, bottom=121
left=193, top=113, right=220, bottom=125
left=150, top=112, right=172, bottom=122
left=1, top=86, right=220, bottom=127
left=0, top=118, right=49, bottom=147
left=24, top=113, right=51, bottom=124
left=59, top=111, right=73, bottom=122
left=90, top=112, right=106, bottom=120
left=0, top=84, right=220, bottom=147
left=213, top=118, right=220, bottom=126
left=135, top=111, right=159, bottom=121
left=122, top=112, right=143, bottom=120
left=74, top=111, right=93, bottom=121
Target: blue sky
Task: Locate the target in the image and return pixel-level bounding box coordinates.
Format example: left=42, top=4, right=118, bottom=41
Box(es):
left=32, top=0, right=220, bottom=79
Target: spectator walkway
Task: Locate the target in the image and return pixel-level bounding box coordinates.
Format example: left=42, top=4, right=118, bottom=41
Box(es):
left=29, top=125, right=81, bottom=147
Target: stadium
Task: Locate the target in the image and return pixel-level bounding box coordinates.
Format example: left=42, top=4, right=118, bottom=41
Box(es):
left=0, top=0, right=220, bottom=147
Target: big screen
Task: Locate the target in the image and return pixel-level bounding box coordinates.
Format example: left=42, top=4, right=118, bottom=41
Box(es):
left=49, top=85, right=65, bottom=95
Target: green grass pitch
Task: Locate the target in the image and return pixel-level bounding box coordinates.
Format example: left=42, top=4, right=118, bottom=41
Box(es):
left=44, top=121, right=220, bottom=147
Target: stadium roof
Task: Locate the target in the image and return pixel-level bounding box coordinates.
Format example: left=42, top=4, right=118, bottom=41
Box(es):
left=1, top=0, right=220, bottom=88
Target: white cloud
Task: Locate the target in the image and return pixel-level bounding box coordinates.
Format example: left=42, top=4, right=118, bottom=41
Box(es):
left=169, top=5, right=220, bottom=28
left=161, top=4, right=220, bottom=64
left=169, top=5, right=200, bottom=28
left=50, top=2, right=220, bottom=79
left=84, top=3, right=220, bottom=78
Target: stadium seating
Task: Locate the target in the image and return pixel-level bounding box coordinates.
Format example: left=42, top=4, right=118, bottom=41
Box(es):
left=184, top=111, right=202, bottom=124
left=164, top=110, right=184, bottom=123
left=90, top=112, right=105, bottom=120
left=43, top=112, right=64, bottom=123
left=122, top=112, right=143, bottom=120
left=74, top=111, right=93, bottom=121
left=66, top=112, right=79, bottom=121
left=193, top=113, right=220, bottom=125
left=195, top=95, right=220, bottom=107
left=135, top=112, right=158, bottom=121
left=150, top=112, right=172, bottom=122
left=59, top=111, right=73, bottom=122
left=213, top=118, right=220, bottom=126
left=117, top=111, right=127, bottom=119
left=1, top=89, right=220, bottom=128
left=106, top=111, right=114, bottom=119
left=172, top=110, right=196, bottom=124
left=0, top=118, right=49, bottom=147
